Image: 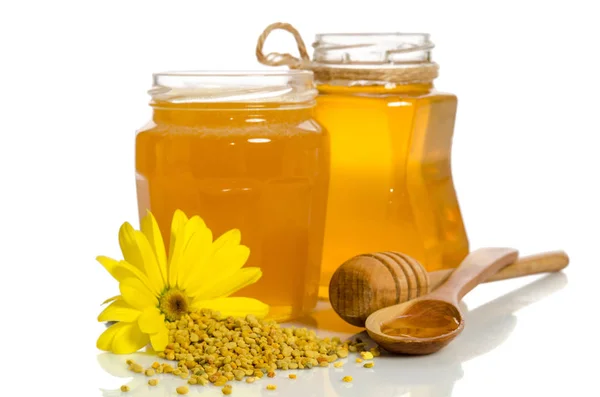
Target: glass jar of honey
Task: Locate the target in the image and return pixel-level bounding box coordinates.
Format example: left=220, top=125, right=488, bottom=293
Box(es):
left=311, top=33, right=469, bottom=295
left=135, top=71, right=329, bottom=321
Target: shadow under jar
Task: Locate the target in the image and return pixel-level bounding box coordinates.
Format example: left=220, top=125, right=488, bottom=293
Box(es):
left=312, top=33, right=470, bottom=297
left=135, top=71, right=329, bottom=321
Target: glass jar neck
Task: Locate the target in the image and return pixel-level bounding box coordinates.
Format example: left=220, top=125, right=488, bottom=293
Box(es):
left=151, top=102, right=315, bottom=127
left=311, top=33, right=438, bottom=87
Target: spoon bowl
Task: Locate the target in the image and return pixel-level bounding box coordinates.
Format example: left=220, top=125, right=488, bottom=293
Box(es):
left=365, top=248, right=519, bottom=355
left=366, top=299, right=465, bottom=355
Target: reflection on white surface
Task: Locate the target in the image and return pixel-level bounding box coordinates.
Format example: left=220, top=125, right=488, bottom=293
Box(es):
left=98, top=273, right=567, bottom=397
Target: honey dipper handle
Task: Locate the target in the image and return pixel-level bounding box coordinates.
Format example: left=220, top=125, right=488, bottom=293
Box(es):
left=428, top=251, right=570, bottom=291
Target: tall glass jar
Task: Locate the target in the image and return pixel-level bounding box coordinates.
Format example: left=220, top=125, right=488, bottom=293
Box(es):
left=135, top=71, right=329, bottom=321
left=310, top=33, right=469, bottom=296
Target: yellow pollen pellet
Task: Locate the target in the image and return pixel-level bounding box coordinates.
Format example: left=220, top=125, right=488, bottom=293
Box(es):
left=360, top=351, right=374, bottom=360
left=267, top=371, right=275, bottom=378
left=120, top=385, right=130, bottom=392
left=266, top=384, right=277, bottom=390
left=333, top=362, right=344, bottom=368
left=289, top=374, right=297, bottom=379
left=151, top=362, right=160, bottom=369
left=342, top=376, right=353, bottom=383
left=145, top=369, right=156, bottom=376
left=363, top=362, right=374, bottom=368
left=355, top=358, right=363, bottom=363
left=176, top=386, right=189, bottom=395
left=148, top=379, right=159, bottom=386
left=126, top=359, right=134, bottom=365
left=246, top=377, right=256, bottom=384
left=222, top=386, right=232, bottom=395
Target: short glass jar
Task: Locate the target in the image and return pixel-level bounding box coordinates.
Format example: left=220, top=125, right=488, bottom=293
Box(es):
left=135, top=71, right=329, bottom=321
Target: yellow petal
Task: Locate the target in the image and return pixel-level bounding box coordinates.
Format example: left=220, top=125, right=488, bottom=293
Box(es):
left=98, top=254, right=155, bottom=290
left=131, top=229, right=165, bottom=294
left=150, top=327, right=169, bottom=352
left=183, top=215, right=207, bottom=241
left=186, top=244, right=250, bottom=294
left=141, top=211, right=168, bottom=283
left=111, top=322, right=150, bottom=354
left=190, top=297, right=269, bottom=318
left=119, top=222, right=144, bottom=271
left=212, top=245, right=250, bottom=274
left=112, top=260, right=156, bottom=291
left=212, top=229, right=241, bottom=251
left=96, top=256, right=121, bottom=281
left=138, top=307, right=164, bottom=334
left=168, top=210, right=189, bottom=286
left=101, top=295, right=120, bottom=305
left=190, top=268, right=262, bottom=300
left=97, top=322, right=124, bottom=351
left=176, top=226, right=213, bottom=290
left=120, top=278, right=158, bottom=310
left=169, top=210, right=189, bottom=260
left=98, top=300, right=141, bottom=322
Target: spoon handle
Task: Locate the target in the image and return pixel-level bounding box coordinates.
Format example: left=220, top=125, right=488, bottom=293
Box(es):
left=432, top=248, right=519, bottom=302
left=427, top=250, right=569, bottom=291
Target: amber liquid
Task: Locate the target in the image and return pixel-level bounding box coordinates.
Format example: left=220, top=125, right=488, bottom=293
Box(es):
left=315, top=84, right=469, bottom=297
left=136, top=103, right=329, bottom=321
left=381, top=300, right=461, bottom=338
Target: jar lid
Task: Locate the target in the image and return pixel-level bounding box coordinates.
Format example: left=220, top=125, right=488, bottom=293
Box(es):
left=149, top=70, right=317, bottom=104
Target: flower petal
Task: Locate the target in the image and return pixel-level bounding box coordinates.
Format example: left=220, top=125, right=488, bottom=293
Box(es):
left=150, top=327, right=169, bottom=352
left=98, top=255, right=157, bottom=293
left=96, top=256, right=121, bottom=281
left=141, top=211, right=168, bottom=284
left=177, top=226, right=213, bottom=290
left=119, top=277, right=158, bottom=310
left=119, top=222, right=144, bottom=271
left=190, top=297, right=269, bottom=318
left=101, top=295, right=120, bottom=305
left=190, top=268, right=262, bottom=300
left=186, top=244, right=250, bottom=295
left=98, top=299, right=141, bottom=322
left=97, top=322, right=123, bottom=351
left=168, top=210, right=189, bottom=286
left=213, top=229, right=241, bottom=250
left=131, top=229, right=165, bottom=294
left=212, top=244, right=250, bottom=275
left=111, top=322, right=150, bottom=354
left=138, top=307, right=164, bottom=334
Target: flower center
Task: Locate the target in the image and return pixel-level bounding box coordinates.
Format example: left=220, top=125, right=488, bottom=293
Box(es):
left=158, top=288, right=190, bottom=321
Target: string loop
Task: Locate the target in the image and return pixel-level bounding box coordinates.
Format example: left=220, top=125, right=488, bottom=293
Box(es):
left=256, top=22, right=310, bottom=68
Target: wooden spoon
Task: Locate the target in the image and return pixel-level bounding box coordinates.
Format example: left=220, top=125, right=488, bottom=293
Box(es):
left=330, top=250, right=568, bottom=326
left=365, top=247, right=519, bottom=355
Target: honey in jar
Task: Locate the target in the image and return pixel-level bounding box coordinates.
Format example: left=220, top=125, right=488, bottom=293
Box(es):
left=135, top=71, right=329, bottom=321
left=310, top=34, right=469, bottom=296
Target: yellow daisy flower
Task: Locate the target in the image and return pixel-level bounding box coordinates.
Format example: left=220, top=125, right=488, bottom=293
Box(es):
left=96, top=209, right=268, bottom=354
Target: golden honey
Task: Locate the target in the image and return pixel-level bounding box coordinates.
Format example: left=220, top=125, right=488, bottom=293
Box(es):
left=135, top=71, right=329, bottom=321
left=312, top=34, right=469, bottom=296
left=381, top=300, right=461, bottom=338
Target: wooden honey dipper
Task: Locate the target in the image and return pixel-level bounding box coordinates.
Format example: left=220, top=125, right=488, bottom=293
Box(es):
left=329, top=250, right=569, bottom=327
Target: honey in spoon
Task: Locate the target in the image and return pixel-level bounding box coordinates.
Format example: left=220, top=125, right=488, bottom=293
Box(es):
left=381, top=300, right=461, bottom=338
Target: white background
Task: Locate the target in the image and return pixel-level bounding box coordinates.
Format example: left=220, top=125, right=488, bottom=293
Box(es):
left=1, top=1, right=598, bottom=396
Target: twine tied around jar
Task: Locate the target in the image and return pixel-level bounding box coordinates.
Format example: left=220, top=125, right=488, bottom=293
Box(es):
left=256, top=22, right=440, bottom=85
